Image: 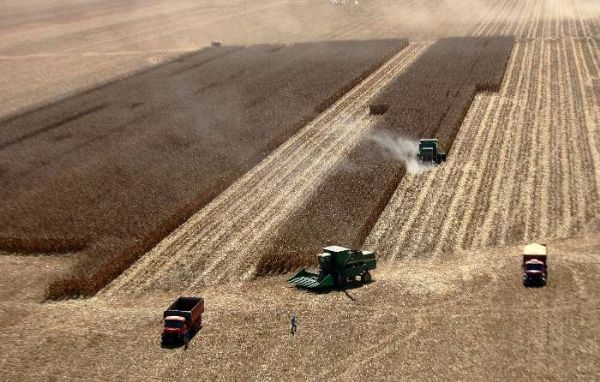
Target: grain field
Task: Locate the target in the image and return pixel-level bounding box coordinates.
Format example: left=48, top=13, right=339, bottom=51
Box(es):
left=366, top=0, right=600, bottom=269
left=105, top=42, right=430, bottom=295
left=2, top=1, right=600, bottom=380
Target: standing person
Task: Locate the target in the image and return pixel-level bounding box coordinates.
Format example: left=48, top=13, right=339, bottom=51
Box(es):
left=290, top=313, right=297, bottom=336
left=183, top=330, right=190, bottom=350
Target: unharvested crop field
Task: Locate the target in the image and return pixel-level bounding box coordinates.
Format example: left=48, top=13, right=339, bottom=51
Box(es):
left=0, top=39, right=408, bottom=297
left=1, top=0, right=600, bottom=380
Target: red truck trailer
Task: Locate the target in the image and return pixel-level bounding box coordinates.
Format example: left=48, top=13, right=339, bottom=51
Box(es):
left=522, top=243, right=548, bottom=287
left=161, top=297, right=204, bottom=346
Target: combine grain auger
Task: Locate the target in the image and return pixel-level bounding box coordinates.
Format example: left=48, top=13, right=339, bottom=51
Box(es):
left=417, top=138, right=447, bottom=164
left=288, top=246, right=376, bottom=290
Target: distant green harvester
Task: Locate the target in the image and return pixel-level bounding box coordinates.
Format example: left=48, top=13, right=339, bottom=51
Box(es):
left=288, top=246, right=377, bottom=290
left=417, top=138, right=447, bottom=164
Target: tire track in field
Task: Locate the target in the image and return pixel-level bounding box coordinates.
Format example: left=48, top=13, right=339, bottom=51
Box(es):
left=580, top=11, right=600, bottom=203
left=546, top=40, right=562, bottom=236
left=562, top=14, right=597, bottom=233
left=514, top=9, right=548, bottom=243
left=554, top=17, right=575, bottom=234
left=335, top=316, right=422, bottom=381
left=476, top=3, right=540, bottom=246
left=104, top=43, right=431, bottom=295
left=471, top=0, right=508, bottom=37
left=569, top=22, right=600, bottom=223
left=562, top=35, right=585, bottom=233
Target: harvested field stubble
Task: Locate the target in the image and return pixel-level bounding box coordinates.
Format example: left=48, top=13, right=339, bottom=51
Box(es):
left=367, top=0, right=600, bottom=265
left=0, top=39, right=409, bottom=298
left=256, top=37, right=513, bottom=275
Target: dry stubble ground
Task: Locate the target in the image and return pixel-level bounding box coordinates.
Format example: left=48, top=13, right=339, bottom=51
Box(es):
left=1, top=234, right=599, bottom=380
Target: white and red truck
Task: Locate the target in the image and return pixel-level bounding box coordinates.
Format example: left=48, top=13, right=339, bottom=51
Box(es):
left=161, top=297, right=204, bottom=346
left=522, top=243, right=548, bottom=287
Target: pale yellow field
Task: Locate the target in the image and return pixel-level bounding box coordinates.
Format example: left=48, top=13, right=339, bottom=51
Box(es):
left=1, top=0, right=599, bottom=380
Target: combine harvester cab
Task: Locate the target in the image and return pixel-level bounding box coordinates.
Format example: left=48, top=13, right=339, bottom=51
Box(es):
left=288, top=245, right=376, bottom=290
left=417, top=138, right=447, bottom=164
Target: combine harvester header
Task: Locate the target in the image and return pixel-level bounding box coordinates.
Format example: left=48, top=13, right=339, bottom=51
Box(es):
left=288, top=246, right=376, bottom=290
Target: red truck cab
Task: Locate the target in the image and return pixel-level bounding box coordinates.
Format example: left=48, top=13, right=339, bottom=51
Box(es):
left=522, top=243, right=548, bottom=287
left=161, top=297, right=204, bottom=346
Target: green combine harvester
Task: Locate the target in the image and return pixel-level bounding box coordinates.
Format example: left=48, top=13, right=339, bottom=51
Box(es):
left=417, top=138, right=447, bottom=164
left=288, top=246, right=377, bottom=290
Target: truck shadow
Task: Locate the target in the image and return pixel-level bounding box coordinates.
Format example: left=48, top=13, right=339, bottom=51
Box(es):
left=160, top=325, right=203, bottom=349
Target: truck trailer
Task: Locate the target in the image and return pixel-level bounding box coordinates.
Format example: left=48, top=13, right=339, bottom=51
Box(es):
left=161, top=297, right=204, bottom=346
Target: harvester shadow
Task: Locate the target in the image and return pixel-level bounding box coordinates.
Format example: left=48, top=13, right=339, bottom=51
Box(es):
left=293, top=279, right=374, bottom=301
left=523, top=284, right=546, bottom=289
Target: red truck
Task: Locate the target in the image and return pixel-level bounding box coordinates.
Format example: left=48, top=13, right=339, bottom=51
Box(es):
left=522, top=243, right=548, bottom=287
left=161, top=297, right=204, bottom=346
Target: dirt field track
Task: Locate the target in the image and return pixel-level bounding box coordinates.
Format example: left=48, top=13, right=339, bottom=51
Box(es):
left=1, top=0, right=600, bottom=380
